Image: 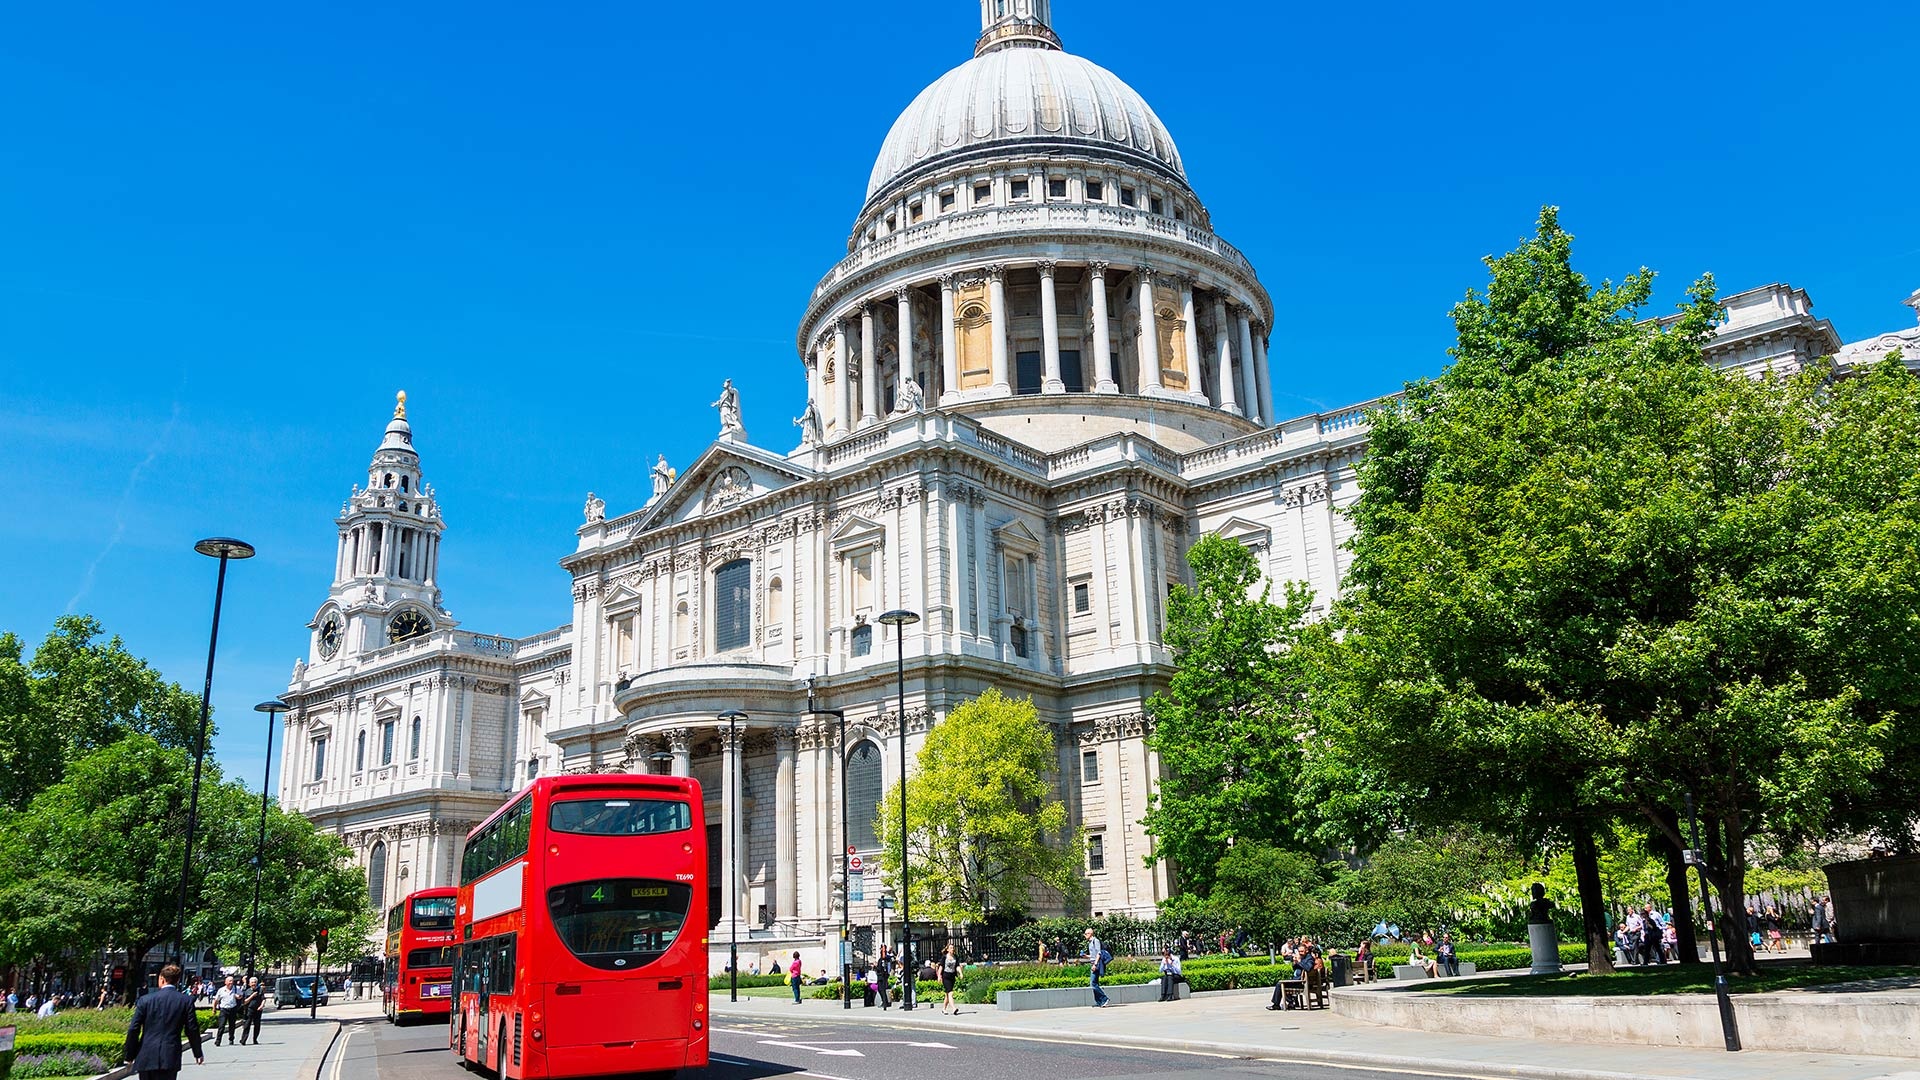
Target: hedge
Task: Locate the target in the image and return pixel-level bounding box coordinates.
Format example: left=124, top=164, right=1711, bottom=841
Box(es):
left=15, top=1032, right=126, bottom=1056
left=13, top=1006, right=218, bottom=1036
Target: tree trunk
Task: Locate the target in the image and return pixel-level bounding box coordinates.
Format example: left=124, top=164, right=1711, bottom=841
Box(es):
left=1721, top=811, right=1755, bottom=976
left=1571, top=824, right=1613, bottom=973
left=124, top=943, right=144, bottom=1005
left=1650, top=809, right=1700, bottom=964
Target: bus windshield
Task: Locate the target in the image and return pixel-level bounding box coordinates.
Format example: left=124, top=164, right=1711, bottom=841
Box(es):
left=549, top=798, right=691, bottom=836
left=411, top=895, right=457, bottom=930
left=407, top=945, right=456, bottom=968
left=546, top=879, right=691, bottom=970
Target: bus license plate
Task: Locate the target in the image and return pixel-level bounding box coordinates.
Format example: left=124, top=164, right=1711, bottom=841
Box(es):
left=423, top=983, right=451, bottom=998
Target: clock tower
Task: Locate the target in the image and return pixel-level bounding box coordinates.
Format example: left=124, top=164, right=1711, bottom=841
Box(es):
left=309, top=391, right=453, bottom=665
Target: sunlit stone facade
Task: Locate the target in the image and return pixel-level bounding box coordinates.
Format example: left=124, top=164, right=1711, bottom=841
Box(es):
left=281, top=2, right=1920, bottom=967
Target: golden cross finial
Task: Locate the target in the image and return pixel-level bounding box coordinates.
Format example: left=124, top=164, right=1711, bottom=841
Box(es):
left=395, top=390, right=408, bottom=419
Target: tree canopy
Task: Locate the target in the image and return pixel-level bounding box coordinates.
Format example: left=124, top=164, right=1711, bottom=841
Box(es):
left=1300, top=207, right=1920, bottom=973
left=875, top=689, right=1083, bottom=925
left=1143, top=534, right=1316, bottom=895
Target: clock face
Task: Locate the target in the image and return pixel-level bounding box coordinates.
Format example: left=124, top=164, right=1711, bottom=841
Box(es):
left=318, top=616, right=341, bottom=659
left=388, top=609, right=432, bottom=644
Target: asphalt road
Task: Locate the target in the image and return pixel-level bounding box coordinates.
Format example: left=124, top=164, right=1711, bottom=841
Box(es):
left=337, top=1010, right=1472, bottom=1080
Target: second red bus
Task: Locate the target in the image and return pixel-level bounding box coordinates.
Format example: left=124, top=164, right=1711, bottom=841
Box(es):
left=383, top=887, right=458, bottom=1024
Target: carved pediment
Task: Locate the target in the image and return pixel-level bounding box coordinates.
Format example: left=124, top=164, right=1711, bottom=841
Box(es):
left=1214, top=516, right=1271, bottom=553
left=830, top=513, right=886, bottom=553
left=993, top=518, right=1042, bottom=555
left=520, top=687, right=551, bottom=712
left=633, top=442, right=813, bottom=532
left=371, top=695, right=404, bottom=720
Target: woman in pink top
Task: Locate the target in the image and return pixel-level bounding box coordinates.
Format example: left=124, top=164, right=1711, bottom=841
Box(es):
left=788, top=952, right=805, bottom=1004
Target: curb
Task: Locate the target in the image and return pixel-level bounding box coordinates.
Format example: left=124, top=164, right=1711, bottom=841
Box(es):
left=301, top=1020, right=342, bottom=1080
left=709, top=1002, right=1722, bottom=1080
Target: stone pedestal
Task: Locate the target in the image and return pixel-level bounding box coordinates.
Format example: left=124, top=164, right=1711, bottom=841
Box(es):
left=1528, top=921, right=1562, bottom=975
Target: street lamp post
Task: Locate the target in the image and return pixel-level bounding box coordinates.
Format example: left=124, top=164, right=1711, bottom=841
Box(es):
left=877, top=608, right=920, bottom=1010
left=718, top=709, right=749, bottom=1003
left=1686, top=792, right=1742, bottom=1052
left=174, top=537, right=254, bottom=974
left=246, top=699, right=288, bottom=980
left=805, top=678, right=853, bottom=1009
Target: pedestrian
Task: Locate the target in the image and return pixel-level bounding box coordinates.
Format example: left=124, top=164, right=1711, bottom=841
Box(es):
left=1437, top=934, right=1459, bottom=978
left=36, top=995, right=57, bottom=1018
left=1217, top=929, right=1229, bottom=955
left=213, top=976, right=241, bottom=1046
left=1157, top=948, right=1181, bottom=1002
left=939, top=943, right=960, bottom=1014
left=875, top=946, right=893, bottom=1009
left=1177, top=930, right=1191, bottom=962
left=1084, top=927, right=1110, bottom=1008
left=1641, top=905, right=1665, bottom=966
left=1811, top=895, right=1832, bottom=945
left=240, top=976, right=266, bottom=1046
left=122, top=963, right=204, bottom=1080
left=788, top=951, right=805, bottom=1004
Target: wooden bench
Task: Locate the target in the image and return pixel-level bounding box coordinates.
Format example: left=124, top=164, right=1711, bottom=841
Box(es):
left=1277, top=968, right=1329, bottom=1009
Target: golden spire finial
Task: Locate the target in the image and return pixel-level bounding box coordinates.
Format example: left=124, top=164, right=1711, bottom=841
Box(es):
left=395, top=390, right=408, bottom=420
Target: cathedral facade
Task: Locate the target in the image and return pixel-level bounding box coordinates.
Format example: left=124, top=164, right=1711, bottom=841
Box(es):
left=279, top=0, right=1920, bottom=967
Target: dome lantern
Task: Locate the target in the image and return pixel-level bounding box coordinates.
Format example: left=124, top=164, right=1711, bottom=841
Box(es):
left=976, top=0, right=1062, bottom=55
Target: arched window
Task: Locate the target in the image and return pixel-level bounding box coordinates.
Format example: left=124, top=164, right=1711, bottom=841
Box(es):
left=400, top=476, right=409, bottom=493
left=410, top=716, right=422, bottom=759
left=383, top=473, right=394, bottom=488
left=368, top=841, right=388, bottom=911
left=714, top=558, right=752, bottom=652
left=846, top=739, right=883, bottom=850
left=527, top=757, right=540, bottom=780
left=355, top=730, right=367, bottom=772
left=673, top=601, right=690, bottom=657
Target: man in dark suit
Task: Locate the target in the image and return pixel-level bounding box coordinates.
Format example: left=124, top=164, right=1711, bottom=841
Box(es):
left=239, top=976, right=265, bottom=1045
left=123, top=963, right=204, bottom=1079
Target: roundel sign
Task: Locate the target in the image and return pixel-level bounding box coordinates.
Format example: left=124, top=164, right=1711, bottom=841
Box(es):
left=849, top=855, right=864, bottom=873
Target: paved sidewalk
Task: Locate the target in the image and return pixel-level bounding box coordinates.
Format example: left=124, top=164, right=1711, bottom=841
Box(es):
left=112, top=1000, right=382, bottom=1080
left=713, top=989, right=1920, bottom=1080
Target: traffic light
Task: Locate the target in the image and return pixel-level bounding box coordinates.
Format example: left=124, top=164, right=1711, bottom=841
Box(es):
left=317, top=928, right=329, bottom=957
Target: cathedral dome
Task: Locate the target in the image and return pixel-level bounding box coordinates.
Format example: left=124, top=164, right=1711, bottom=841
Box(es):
left=865, top=34, right=1184, bottom=203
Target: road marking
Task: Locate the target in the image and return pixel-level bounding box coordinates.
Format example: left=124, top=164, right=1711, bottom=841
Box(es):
left=759, top=1040, right=865, bottom=1056
left=713, top=1052, right=864, bottom=1080
left=327, top=1028, right=356, bottom=1080
left=773, top=1039, right=956, bottom=1048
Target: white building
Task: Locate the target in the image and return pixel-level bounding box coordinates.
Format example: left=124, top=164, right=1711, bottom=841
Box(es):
left=280, top=0, right=1920, bottom=968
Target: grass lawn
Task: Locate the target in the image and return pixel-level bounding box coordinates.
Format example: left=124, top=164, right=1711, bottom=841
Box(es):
left=712, top=984, right=807, bottom=999
left=1413, top=963, right=1920, bottom=997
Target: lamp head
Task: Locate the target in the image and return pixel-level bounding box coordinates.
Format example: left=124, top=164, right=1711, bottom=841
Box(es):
left=194, top=537, right=256, bottom=560
left=254, top=699, right=290, bottom=715
left=877, top=609, right=920, bottom=627
left=718, top=709, right=749, bottom=723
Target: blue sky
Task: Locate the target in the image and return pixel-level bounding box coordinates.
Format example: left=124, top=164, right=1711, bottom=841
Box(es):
left=3, top=1, right=1916, bottom=795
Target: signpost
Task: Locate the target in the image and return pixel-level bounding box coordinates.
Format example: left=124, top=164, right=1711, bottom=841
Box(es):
left=850, top=854, right=864, bottom=901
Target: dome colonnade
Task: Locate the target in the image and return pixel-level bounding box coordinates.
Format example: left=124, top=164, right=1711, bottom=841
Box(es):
left=795, top=0, right=1276, bottom=440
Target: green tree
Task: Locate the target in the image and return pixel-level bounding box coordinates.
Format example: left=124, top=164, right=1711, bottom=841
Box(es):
left=0, top=735, right=368, bottom=996
left=0, top=632, right=61, bottom=809
left=1143, top=534, right=1316, bottom=895
left=875, top=689, right=1083, bottom=925
left=1302, top=209, right=1920, bottom=974
left=1206, top=841, right=1331, bottom=947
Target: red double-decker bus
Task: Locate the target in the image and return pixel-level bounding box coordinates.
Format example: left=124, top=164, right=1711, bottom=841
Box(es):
left=450, top=775, right=708, bottom=1079
left=384, top=887, right=458, bottom=1024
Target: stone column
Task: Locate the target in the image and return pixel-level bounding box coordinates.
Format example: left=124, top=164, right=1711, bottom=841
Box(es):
left=895, top=286, right=915, bottom=406
left=1089, top=262, right=1117, bottom=393
left=1136, top=267, right=1162, bottom=394
left=1253, top=327, right=1274, bottom=427
left=719, top=725, right=745, bottom=928
left=860, top=303, right=879, bottom=425
left=939, top=274, right=958, bottom=401
left=667, top=727, right=693, bottom=778
left=1181, top=279, right=1203, bottom=398
left=1235, top=308, right=1258, bottom=423
left=774, top=726, right=797, bottom=921
left=1213, top=297, right=1240, bottom=416
left=987, top=264, right=1010, bottom=395
left=833, top=319, right=852, bottom=438
left=809, top=341, right=825, bottom=426
left=1040, top=260, right=1064, bottom=393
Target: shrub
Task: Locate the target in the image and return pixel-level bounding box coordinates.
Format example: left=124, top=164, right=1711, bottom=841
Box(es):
left=15, top=1006, right=218, bottom=1036
left=12, top=1049, right=113, bottom=1079
left=714, top=974, right=797, bottom=989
